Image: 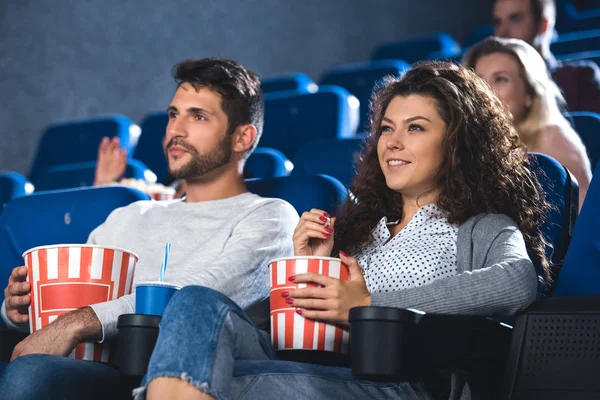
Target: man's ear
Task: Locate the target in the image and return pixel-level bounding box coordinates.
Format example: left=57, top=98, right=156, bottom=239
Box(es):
left=233, top=124, right=257, bottom=154
left=538, top=17, right=549, bottom=36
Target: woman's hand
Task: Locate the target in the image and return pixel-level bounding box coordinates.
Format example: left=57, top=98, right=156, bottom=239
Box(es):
left=94, top=137, right=127, bottom=186
left=284, top=252, right=371, bottom=325
left=292, top=209, right=335, bottom=257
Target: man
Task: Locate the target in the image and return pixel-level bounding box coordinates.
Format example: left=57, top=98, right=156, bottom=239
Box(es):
left=492, top=0, right=600, bottom=114
left=0, top=58, right=299, bottom=398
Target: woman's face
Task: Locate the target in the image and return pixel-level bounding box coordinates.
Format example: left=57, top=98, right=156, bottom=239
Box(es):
left=474, top=52, right=532, bottom=123
left=377, top=94, right=446, bottom=200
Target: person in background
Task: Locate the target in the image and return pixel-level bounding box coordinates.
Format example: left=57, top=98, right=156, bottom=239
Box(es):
left=139, top=61, right=548, bottom=400
left=464, top=36, right=591, bottom=208
left=492, top=0, right=600, bottom=114
left=0, top=58, right=299, bottom=399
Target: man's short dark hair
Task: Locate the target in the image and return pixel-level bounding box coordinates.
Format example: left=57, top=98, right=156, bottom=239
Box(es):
left=173, top=58, right=264, bottom=158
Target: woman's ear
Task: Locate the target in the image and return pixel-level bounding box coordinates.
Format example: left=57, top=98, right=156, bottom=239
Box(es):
left=233, top=124, right=258, bottom=154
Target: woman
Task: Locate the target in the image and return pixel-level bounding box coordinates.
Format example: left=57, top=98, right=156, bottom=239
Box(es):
left=463, top=36, right=592, bottom=209
left=140, top=62, right=548, bottom=400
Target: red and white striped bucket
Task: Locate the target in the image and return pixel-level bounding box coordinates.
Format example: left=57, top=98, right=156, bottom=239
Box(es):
left=268, top=256, right=350, bottom=354
left=23, top=244, right=138, bottom=363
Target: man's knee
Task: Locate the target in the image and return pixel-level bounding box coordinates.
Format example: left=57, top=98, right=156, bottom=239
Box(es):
left=166, top=286, right=240, bottom=316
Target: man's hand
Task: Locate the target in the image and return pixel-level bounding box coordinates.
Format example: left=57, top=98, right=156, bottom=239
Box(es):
left=11, top=307, right=102, bottom=361
left=94, top=136, right=127, bottom=186
left=4, top=266, right=31, bottom=325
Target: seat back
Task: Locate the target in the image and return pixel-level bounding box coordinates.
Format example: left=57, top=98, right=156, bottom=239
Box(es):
left=246, top=174, right=348, bottom=216
left=0, top=172, right=32, bottom=215
left=320, top=60, right=409, bottom=131
left=372, top=32, right=462, bottom=63
left=262, top=87, right=360, bottom=159
left=134, top=112, right=170, bottom=184
left=551, top=29, right=600, bottom=55
left=554, top=159, right=600, bottom=296
left=291, top=137, right=367, bottom=188
left=261, top=73, right=318, bottom=94
left=32, top=160, right=153, bottom=191
left=0, top=186, right=149, bottom=298
left=528, top=153, right=579, bottom=295
left=29, top=115, right=134, bottom=184
left=565, top=111, right=600, bottom=171
left=244, top=148, right=293, bottom=179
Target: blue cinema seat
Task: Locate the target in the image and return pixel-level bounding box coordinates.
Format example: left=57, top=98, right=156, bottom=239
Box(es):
left=291, top=137, right=367, bottom=189
left=31, top=160, right=154, bottom=191
left=261, top=87, right=360, bottom=159
left=528, top=153, right=579, bottom=295
left=320, top=61, right=410, bottom=131
left=551, top=29, right=600, bottom=55
left=0, top=186, right=149, bottom=299
left=372, top=32, right=462, bottom=64
left=261, top=73, right=318, bottom=94
left=134, top=112, right=171, bottom=184
left=244, top=148, right=293, bottom=179
left=0, top=172, right=32, bottom=215
left=246, top=174, right=348, bottom=216
left=29, top=115, right=135, bottom=185
left=565, top=111, right=600, bottom=171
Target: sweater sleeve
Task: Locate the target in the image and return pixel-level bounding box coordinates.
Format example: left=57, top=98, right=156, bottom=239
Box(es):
left=370, top=224, right=538, bottom=316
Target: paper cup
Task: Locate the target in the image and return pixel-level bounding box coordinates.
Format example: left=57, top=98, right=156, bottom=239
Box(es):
left=135, top=282, right=181, bottom=316
left=268, top=256, right=350, bottom=354
left=23, top=244, right=138, bottom=363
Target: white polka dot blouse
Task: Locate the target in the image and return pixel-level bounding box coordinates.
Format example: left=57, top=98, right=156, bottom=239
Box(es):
left=355, top=203, right=459, bottom=294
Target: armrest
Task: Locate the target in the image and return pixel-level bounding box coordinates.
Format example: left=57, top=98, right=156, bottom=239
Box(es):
left=504, top=296, right=600, bottom=398
left=0, top=325, right=28, bottom=362
left=348, top=306, right=512, bottom=383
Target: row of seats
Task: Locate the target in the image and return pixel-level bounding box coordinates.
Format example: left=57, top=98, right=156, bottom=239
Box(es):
left=0, top=150, right=596, bottom=302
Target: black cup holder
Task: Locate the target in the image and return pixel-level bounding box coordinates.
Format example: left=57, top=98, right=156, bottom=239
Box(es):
left=113, top=314, right=162, bottom=377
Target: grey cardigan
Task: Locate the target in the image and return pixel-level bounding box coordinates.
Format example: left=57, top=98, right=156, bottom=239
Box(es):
left=370, top=213, right=538, bottom=316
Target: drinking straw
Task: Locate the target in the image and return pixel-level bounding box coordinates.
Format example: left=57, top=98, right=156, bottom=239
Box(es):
left=159, top=242, right=171, bottom=282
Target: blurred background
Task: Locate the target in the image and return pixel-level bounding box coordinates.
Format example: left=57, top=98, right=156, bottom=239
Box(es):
left=0, top=0, right=495, bottom=173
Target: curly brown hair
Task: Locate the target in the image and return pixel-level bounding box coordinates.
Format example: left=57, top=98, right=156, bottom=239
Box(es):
left=333, top=61, right=550, bottom=281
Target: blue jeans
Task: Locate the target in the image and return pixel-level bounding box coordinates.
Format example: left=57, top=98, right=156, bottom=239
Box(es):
left=0, top=354, right=137, bottom=399
left=137, top=285, right=434, bottom=400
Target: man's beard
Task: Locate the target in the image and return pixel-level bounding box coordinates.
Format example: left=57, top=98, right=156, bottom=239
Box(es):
left=165, top=136, right=232, bottom=181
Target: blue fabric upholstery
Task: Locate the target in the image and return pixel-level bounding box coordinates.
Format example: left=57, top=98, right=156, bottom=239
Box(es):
left=244, top=148, right=293, bottom=179
left=565, top=111, right=600, bottom=171
left=31, top=160, right=152, bottom=191
left=0, top=186, right=149, bottom=300
left=134, top=112, right=170, bottom=184
left=556, top=2, right=600, bottom=33
left=29, top=115, right=134, bottom=184
left=372, top=32, right=462, bottom=64
left=551, top=29, right=600, bottom=55
left=554, top=158, right=600, bottom=297
left=291, top=137, right=367, bottom=188
left=320, top=60, right=410, bottom=131
left=556, top=50, right=600, bottom=66
left=261, top=73, right=318, bottom=94
left=246, top=174, right=348, bottom=217
left=261, top=86, right=360, bottom=159
left=0, top=172, right=31, bottom=215
left=528, top=153, right=579, bottom=296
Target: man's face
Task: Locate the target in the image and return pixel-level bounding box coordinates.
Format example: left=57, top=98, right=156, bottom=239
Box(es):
left=493, top=0, right=538, bottom=45
left=164, top=83, right=233, bottom=181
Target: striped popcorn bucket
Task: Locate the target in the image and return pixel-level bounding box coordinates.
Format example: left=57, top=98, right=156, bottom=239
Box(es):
left=268, top=256, right=350, bottom=354
left=23, top=244, right=138, bottom=363
left=149, top=191, right=175, bottom=201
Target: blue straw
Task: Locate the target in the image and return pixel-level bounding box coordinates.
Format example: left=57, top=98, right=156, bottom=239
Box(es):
left=159, top=242, right=171, bottom=282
